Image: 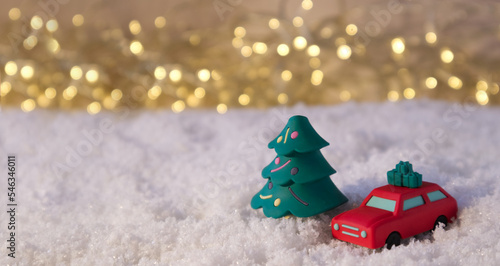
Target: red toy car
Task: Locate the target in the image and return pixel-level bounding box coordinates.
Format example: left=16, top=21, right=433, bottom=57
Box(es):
left=331, top=181, right=457, bottom=249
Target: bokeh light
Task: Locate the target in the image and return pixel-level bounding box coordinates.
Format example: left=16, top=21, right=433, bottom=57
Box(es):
left=391, top=38, right=405, bottom=54
left=21, top=99, right=36, bottom=112
left=388, top=91, right=399, bottom=102
left=293, top=36, right=307, bottom=50
left=448, top=76, right=462, bottom=89
left=198, top=69, right=211, bottom=82
left=277, top=44, right=290, bottom=56
left=238, top=94, right=250, bottom=106
left=5, top=61, right=18, bottom=76
left=441, top=49, right=454, bottom=63
left=346, top=24, right=358, bottom=36
left=85, top=69, right=99, bottom=83
left=154, top=66, right=167, bottom=80
left=172, top=100, right=186, bottom=113
left=129, top=20, right=142, bottom=35
left=307, top=45, right=320, bottom=57
left=31, top=16, right=43, bottom=30
left=281, top=70, right=292, bottom=81
left=337, top=45, right=352, bottom=60
left=476, top=90, right=489, bottom=105
left=155, top=16, right=166, bottom=28
left=87, top=102, right=101, bottom=115
left=425, top=77, right=438, bottom=89
left=404, top=88, right=416, bottom=99
left=72, top=14, right=84, bottom=27
left=20, top=65, right=34, bottom=80
left=217, top=103, right=227, bottom=114
left=269, top=18, right=280, bottom=29
left=169, top=69, right=182, bottom=82
left=9, top=8, right=21, bottom=21
left=425, top=32, right=437, bottom=44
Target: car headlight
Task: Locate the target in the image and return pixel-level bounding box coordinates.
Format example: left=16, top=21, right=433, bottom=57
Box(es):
left=361, top=230, right=367, bottom=238
left=333, top=223, right=339, bottom=231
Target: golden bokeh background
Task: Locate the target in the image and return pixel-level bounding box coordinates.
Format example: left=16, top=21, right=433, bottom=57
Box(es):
left=1, top=0, right=499, bottom=114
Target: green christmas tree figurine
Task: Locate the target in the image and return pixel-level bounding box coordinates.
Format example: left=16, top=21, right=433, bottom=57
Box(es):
left=251, top=115, right=348, bottom=218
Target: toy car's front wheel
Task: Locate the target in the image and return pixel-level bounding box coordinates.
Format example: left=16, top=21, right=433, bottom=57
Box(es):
left=433, top=215, right=448, bottom=231
left=385, top=232, right=401, bottom=249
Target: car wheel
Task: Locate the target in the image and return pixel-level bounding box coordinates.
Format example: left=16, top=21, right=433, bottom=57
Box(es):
left=433, top=215, right=448, bottom=231
left=385, top=232, right=401, bottom=250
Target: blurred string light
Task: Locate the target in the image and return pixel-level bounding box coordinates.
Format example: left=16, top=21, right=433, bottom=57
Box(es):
left=63, top=86, right=78, bottom=100
left=448, top=76, right=462, bottom=89
left=129, top=40, right=144, bottom=55
left=197, top=69, right=211, bottom=82
left=129, top=20, right=142, bottom=35
left=339, top=90, right=351, bottom=102
left=293, top=17, right=304, bottom=27
left=46, top=19, right=58, bottom=32
left=337, top=45, right=351, bottom=60
left=302, top=0, right=313, bottom=10
left=277, top=93, right=288, bottom=104
left=281, top=70, right=292, bottom=81
left=234, top=26, right=246, bottom=38
left=8, top=8, right=21, bottom=21
left=23, top=35, right=38, bottom=50
left=426, top=77, right=438, bottom=89
left=154, top=66, right=167, bottom=80
left=217, top=103, right=227, bottom=114
left=307, top=45, right=320, bottom=57
left=391, top=38, right=405, bottom=54
left=241, top=46, right=252, bottom=57
left=1, top=2, right=498, bottom=114
left=148, top=85, right=162, bottom=100
left=269, top=18, right=280, bottom=29
left=388, top=91, right=399, bottom=102
left=293, top=36, right=307, bottom=50
left=441, top=48, right=454, bottom=63
left=172, top=100, right=185, bottom=113
left=425, top=32, right=437, bottom=44
left=1, top=82, right=12, bottom=96
left=21, top=99, right=36, bottom=112
left=238, top=94, right=250, bottom=105
left=85, top=69, right=99, bottom=83
left=169, top=69, right=182, bottom=82
left=311, top=70, right=323, bottom=86
left=70, top=66, right=83, bottom=80
left=87, top=101, right=101, bottom=115
left=111, top=89, right=123, bottom=101
left=5, top=61, right=17, bottom=76
left=252, top=42, right=267, bottom=54
left=20, top=66, right=34, bottom=80
left=194, top=87, right=206, bottom=98
left=155, top=16, right=166, bottom=28
left=72, top=14, right=84, bottom=26
left=404, top=88, right=416, bottom=99
left=476, top=90, right=489, bottom=105
left=30, top=16, right=43, bottom=30
left=345, top=24, right=358, bottom=36
left=45, top=87, right=57, bottom=99
left=277, top=44, right=290, bottom=56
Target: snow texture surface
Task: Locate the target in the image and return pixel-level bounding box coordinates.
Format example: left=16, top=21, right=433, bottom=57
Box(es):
left=1, top=100, right=499, bottom=265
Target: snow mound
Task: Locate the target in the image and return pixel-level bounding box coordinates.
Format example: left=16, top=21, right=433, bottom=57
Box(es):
left=1, top=100, right=499, bottom=265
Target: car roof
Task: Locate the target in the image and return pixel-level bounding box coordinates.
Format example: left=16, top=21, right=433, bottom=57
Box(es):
left=371, top=181, right=441, bottom=198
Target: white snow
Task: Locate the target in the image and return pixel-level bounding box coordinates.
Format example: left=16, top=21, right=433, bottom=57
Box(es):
left=1, top=100, right=499, bottom=265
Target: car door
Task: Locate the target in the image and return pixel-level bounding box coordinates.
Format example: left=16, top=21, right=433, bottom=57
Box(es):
left=396, top=194, right=428, bottom=238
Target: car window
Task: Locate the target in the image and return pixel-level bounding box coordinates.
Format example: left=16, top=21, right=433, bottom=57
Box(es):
left=427, top=190, right=447, bottom=202
left=403, top=195, right=425, bottom=211
left=366, top=196, right=397, bottom=212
